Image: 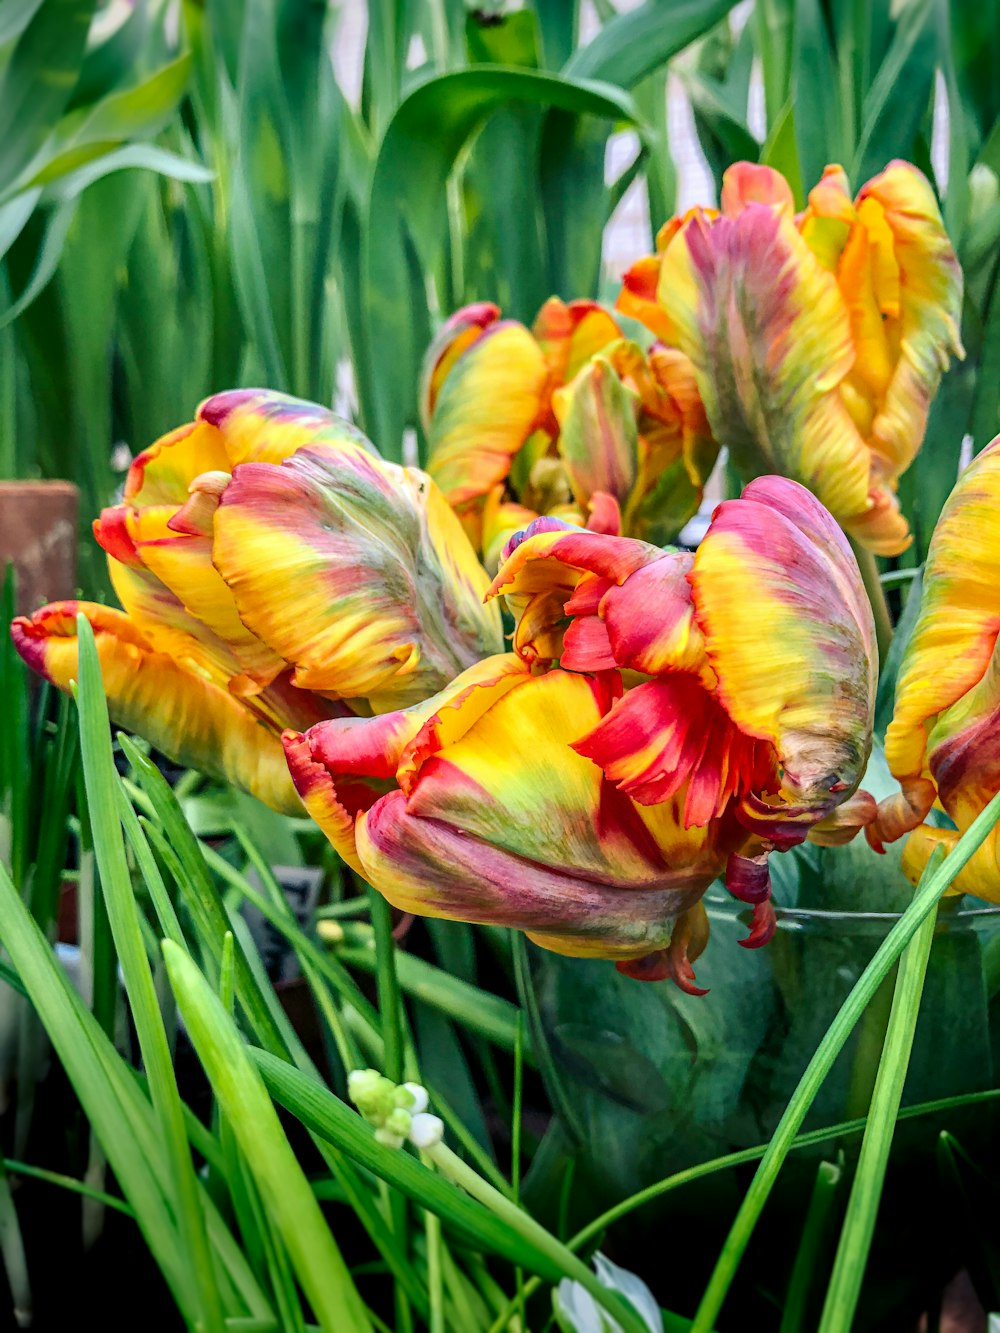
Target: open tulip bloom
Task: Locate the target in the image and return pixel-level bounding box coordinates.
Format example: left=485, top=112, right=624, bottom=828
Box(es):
left=12, top=390, right=503, bottom=813
left=619, top=159, right=963, bottom=555
left=286, top=475, right=877, bottom=991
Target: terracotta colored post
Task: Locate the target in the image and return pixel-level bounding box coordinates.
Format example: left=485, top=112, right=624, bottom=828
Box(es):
left=0, top=481, right=79, bottom=614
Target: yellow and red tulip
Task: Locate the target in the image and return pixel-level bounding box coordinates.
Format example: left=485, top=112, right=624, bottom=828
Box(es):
left=619, top=160, right=963, bottom=555
left=286, top=475, right=877, bottom=989
left=11, top=390, right=502, bottom=812
left=421, top=297, right=717, bottom=566
left=868, top=435, right=1000, bottom=896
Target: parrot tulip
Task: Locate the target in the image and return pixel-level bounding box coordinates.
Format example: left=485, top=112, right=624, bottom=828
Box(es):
left=868, top=435, right=1000, bottom=896
left=11, top=390, right=502, bottom=812
left=421, top=297, right=716, bottom=567
left=285, top=475, right=877, bottom=989
left=619, top=160, right=963, bottom=555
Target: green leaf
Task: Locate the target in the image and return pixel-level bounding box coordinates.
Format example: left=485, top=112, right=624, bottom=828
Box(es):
left=562, top=0, right=738, bottom=86
left=816, top=907, right=938, bottom=1332
left=366, top=67, right=639, bottom=456
left=0, top=0, right=97, bottom=189
left=852, top=0, right=937, bottom=183
left=791, top=0, right=844, bottom=186
left=163, top=942, right=372, bottom=1333
left=26, top=54, right=194, bottom=189
left=75, top=615, right=225, bottom=1330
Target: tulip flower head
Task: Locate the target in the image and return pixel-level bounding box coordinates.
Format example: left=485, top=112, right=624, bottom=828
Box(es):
left=868, top=435, right=1000, bottom=896
left=421, top=297, right=717, bottom=567
left=285, top=475, right=877, bottom=991
left=619, top=160, right=963, bottom=555
left=12, top=390, right=502, bottom=811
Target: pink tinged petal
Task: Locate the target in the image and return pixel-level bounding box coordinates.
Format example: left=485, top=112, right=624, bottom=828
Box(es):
left=586, top=491, right=623, bottom=536
left=573, top=675, right=776, bottom=827
left=672, top=203, right=874, bottom=540
left=725, top=849, right=772, bottom=903
left=720, top=162, right=796, bottom=216
left=489, top=523, right=662, bottom=602
left=419, top=302, right=501, bottom=429
left=560, top=615, right=617, bottom=672
left=692, top=491, right=876, bottom=827
left=598, top=552, right=708, bottom=677
left=357, top=791, right=686, bottom=958
left=213, top=443, right=500, bottom=707
left=615, top=902, right=711, bottom=993
left=198, top=389, right=375, bottom=466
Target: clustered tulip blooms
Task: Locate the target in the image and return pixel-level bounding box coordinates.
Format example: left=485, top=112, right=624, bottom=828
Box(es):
left=11, top=157, right=988, bottom=992
left=422, top=297, right=716, bottom=567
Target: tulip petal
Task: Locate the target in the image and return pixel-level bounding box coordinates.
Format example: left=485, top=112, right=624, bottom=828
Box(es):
left=552, top=353, right=639, bottom=511
left=426, top=320, right=549, bottom=514
left=283, top=655, right=529, bottom=871
left=691, top=483, right=875, bottom=820
left=877, top=438, right=1000, bottom=843
left=854, top=162, right=964, bottom=479
left=353, top=669, right=728, bottom=958
left=419, top=302, right=500, bottom=430
left=119, top=496, right=287, bottom=693
left=11, top=604, right=301, bottom=813
left=531, top=297, right=622, bottom=387
left=124, top=422, right=230, bottom=506
left=399, top=669, right=724, bottom=889
left=572, top=674, right=777, bottom=825
left=358, top=792, right=696, bottom=960
left=212, top=443, right=501, bottom=708
left=666, top=200, right=879, bottom=545
left=598, top=553, right=707, bottom=677
left=199, top=389, right=374, bottom=467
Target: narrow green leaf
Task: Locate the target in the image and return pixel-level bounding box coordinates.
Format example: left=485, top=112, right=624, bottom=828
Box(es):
left=852, top=0, right=936, bottom=182
left=792, top=0, right=844, bottom=184
left=163, top=942, right=372, bottom=1333
left=28, top=54, right=194, bottom=188
left=0, top=0, right=97, bottom=188
left=563, top=0, right=738, bottom=86
left=76, top=616, right=225, bottom=1331
left=691, top=790, right=1000, bottom=1331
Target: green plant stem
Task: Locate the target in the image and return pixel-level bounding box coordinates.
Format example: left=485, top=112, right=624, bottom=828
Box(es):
left=817, top=906, right=938, bottom=1332
left=691, top=790, right=1000, bottom=1333
left=428, top=1143, right=648, bottom=1333
left=851, top=540, right=893, bottom=663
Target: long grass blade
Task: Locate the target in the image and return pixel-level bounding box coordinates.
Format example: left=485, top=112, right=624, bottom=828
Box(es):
left=691, top=791, right=1000, bottom=1331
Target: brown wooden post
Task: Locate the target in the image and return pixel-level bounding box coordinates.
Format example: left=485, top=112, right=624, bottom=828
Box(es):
left=0, top=480, right=79, bottom=614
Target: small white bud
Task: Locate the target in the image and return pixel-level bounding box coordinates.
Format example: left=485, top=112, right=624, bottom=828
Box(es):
left=408, top=1113, right=444, bottom=1150
left=401, top=1082, right=429, bottom=1114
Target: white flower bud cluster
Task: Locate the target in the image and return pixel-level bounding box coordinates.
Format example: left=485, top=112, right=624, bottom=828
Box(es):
left=347, top=1069, right=444, bottom=1151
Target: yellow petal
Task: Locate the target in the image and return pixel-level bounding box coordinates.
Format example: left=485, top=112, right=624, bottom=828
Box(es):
left=11, top=603, right=301, bottom=813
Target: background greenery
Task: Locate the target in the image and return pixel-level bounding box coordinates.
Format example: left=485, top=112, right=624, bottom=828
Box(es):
left=2, top=1, right=1000, bottom=1330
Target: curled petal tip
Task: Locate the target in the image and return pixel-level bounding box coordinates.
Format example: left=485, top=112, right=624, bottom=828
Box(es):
left=738, top=898, right=777, bottom=950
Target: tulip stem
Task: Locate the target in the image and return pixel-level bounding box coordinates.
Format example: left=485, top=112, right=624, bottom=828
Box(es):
left=850, top=541, right=893, bottom=664
left=426, top=1142, right=650, bottom=1333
